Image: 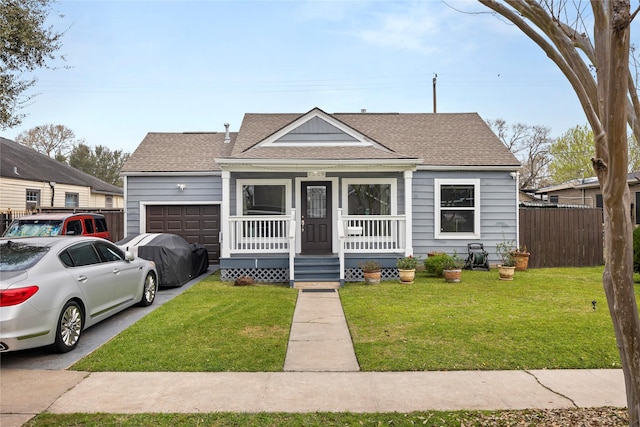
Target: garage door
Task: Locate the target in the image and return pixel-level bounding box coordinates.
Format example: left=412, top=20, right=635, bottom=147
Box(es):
left=146, top=205, right=220, bottom=263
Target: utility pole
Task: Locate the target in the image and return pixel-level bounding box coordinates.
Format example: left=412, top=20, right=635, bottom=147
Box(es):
left=433, top=73, right=437, bottom=113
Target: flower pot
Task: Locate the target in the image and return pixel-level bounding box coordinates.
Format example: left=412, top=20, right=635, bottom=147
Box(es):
left=398, top=269, right=415, bottom=283
left=363, top=270, right=381, bottom=285
left=443, top=268, right=462, bottom=283
left=498, top=265, right=515, bottom=281
left=513, top=252, right=530, bottom=271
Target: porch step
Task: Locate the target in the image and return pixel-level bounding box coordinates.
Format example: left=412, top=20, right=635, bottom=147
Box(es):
left=294, top=281, right=341, bottom=290
left=294, top=256, right=340, bottom=283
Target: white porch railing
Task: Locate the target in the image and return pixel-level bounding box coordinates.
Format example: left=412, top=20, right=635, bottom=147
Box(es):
left=340, top=214, right=407, bottom=252
left=228, top=214, right=293, bottom=254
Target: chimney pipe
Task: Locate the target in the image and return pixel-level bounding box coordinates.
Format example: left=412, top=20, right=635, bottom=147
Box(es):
left=224, top=123, right=231, bottom=143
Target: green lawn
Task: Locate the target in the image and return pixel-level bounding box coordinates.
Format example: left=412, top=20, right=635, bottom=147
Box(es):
left=72, top=266, right=633, bottom=372
left=341, top=267, right=624, bottom=371
left=72, top=278, right=297, bottom=372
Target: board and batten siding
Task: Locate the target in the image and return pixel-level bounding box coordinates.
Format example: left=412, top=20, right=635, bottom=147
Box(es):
left=411, top=170, right=518, bottom=264
left=125, top=175, right=223, bottom=236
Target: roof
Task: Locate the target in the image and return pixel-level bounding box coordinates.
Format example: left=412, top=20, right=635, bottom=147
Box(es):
left=122, top=109, right=520, bottom=173
left=121, top=132, right=236, bottom=173
left=0, top=137, right=123, bottom=195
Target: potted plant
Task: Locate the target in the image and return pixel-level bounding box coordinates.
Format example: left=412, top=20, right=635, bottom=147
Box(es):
left=396, top=255, right=418, bottom=283
left=512, top=244, right=530, bottom=271
left=496, top=240, right=516, bottom=280
left=424, top=253, right=448, bottom=277
left=360, top=260, right=382, bottom=285
left=442, top=251, right=463, bottom=283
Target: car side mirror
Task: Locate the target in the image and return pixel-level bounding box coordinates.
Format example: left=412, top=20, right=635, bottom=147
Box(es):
left=125, top=251, right=135, bottom=262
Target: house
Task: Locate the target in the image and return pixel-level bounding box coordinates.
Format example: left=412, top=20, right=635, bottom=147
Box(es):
left=0, top=137, right=124, bottom=212
left=121, top=108, right=521, bottom=285
left=536, top=173, right=640, bottom=224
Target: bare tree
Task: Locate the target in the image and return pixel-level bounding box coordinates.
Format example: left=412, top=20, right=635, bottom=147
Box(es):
left=15, top=123, right=80, bottom=160
left=478, top=1, right=640, bottom=423
left=487, top=119, right=552, bottom=189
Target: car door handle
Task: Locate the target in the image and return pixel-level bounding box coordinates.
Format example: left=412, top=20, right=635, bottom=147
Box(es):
left=77, top=275, right=88, bottom=283
left=112, top=268, right=120, bottom=275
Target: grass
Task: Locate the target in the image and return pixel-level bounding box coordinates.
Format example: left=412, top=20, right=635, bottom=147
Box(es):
left=71, top=275, right=297, bottom=372
left=30, top=267, right=636, bottom=426
left=341, top=266, right=625, bottom=371
left=24, top=408, right=629, bottom=426
left=71, top=266, right=634, bottom=372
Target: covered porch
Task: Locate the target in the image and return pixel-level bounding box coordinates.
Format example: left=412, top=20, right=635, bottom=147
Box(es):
left=219, top=207, right=411, bottom=286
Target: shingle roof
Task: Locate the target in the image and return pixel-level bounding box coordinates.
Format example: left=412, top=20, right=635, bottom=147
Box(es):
left=122, top=110, right=520, bottom=172
left=229, top=111, right=519, bottom=166
left=0, top=137, right=123, bottom=195
left=121, top=132, right=236, bottom=172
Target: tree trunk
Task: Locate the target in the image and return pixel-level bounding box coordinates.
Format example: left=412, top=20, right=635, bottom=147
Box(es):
left=477, top=1, right=640, bottom=424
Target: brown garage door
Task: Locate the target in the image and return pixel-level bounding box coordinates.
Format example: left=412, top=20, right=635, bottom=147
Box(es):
left=146, top=205, right=220, bottom=263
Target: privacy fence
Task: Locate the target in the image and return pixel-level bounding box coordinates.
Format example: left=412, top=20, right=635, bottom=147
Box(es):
left=519, top=207, right=604, bottom=268
left=1, top=208, right=125, bottom=242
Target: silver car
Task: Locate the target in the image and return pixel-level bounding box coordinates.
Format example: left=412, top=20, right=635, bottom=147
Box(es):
left=0, top=236, right=157, bottom=353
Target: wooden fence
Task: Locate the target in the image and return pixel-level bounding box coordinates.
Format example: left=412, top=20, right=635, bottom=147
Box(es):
left=519, top=207, right=604, bottom=268
left=1, top=208, right=124, bottom=242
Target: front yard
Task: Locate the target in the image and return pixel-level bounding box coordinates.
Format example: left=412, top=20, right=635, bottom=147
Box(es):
left=72, top=266, right=628, bottom=372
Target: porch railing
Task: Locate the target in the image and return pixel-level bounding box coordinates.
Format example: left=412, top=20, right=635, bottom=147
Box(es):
left=340, top=214, right=407, bottom=252
left=228, top=214, right=293, bottom=254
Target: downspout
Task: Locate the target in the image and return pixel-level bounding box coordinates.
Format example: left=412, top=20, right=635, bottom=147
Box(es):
left=49, top=181, right=56, bottom=207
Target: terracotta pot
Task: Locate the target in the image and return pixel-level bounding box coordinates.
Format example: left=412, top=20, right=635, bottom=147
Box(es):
left=498, top=265, right=516, bottom=281
left=513, top=252, right=530, bottom=271
left=443, top=269, right=462, bottom=283
left=363, top=270, right=381, bottom=285
left=398, top=269, right=415, bottom=283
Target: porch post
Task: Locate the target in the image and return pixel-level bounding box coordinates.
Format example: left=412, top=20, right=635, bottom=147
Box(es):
left=404, top=170, right=413, bottom=256
left=221, top=170, right=230, bottom=258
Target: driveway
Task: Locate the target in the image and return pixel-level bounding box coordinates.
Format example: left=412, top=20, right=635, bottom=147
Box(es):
left=0, top=267, right=216, bottom=370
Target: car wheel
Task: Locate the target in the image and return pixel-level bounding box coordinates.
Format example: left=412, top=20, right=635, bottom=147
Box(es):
left=52, top=301, right=83, bottom=353
left=138, top=272, right=157, bottom=307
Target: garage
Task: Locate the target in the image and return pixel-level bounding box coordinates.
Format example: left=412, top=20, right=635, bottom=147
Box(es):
left=146, top=204, right=220, bottom=263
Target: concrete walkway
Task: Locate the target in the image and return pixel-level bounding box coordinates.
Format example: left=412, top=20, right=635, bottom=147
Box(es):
left=0, top=288, right=629, bottom=426
left=284, top=289, right=359, bottom=372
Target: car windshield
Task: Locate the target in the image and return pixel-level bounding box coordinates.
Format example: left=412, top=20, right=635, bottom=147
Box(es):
left=3, top=220, right=64, bottom=237
left=0, top=241, right=50, bottom=271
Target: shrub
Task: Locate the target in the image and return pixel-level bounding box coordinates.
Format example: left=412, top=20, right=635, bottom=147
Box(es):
left=634, top=227, right=640, bottom=273
left=424, top=253, right=452, bottom=277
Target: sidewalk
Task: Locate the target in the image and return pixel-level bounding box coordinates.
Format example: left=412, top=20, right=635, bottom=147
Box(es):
left=0, top=290, right=628, bottom=427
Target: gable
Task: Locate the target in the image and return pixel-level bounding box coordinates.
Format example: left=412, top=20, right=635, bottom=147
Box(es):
left=256, top=108, right=385, bottom=150
left=271, top=116, right=359, bottom=145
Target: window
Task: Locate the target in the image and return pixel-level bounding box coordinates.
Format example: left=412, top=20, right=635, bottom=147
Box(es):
left=65, top=193, right=79, bottom=208
left=94, top=241, right=125, bottom=262
left=105, top=195, right=113, bottom=208
left=549, top=195, right=559, bottom=204
left=342, top=179, right=395, bottom=215
left=25, top=189, right=40, bottom=210
left=237, top=180, right=290, bottom=215
left=435, top=179, right=480, bottom=239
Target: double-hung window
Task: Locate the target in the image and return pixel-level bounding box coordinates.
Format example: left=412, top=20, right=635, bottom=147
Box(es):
left=237, top=180, right=290, bottom=216
left=435, top=179, right=480, bottom=239
left=343, top=179, right=396, bottom=216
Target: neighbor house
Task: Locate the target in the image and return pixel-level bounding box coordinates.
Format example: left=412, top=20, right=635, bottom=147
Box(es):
left=536, top=172, right=640, bottom=224
left=121, top=108, right=521, bottom=285
left=0, top=137, right=124, bottom=212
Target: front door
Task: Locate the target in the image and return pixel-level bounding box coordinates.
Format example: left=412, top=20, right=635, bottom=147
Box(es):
left=301, top=181, right=332, bottom=254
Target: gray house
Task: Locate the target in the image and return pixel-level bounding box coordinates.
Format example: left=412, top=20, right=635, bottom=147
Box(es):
left=121, top=108, right=521, bottom=285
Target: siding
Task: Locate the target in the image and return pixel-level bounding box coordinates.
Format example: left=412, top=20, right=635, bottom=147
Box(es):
left=126, top=175, right=223, bottom=236
left=412, top=170, right=518, bottom=264
left=0, top=178, right=119, bottom=211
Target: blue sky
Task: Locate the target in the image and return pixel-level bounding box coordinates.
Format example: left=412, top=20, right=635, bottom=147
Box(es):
left=6, top=0, right=597, bottom=153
